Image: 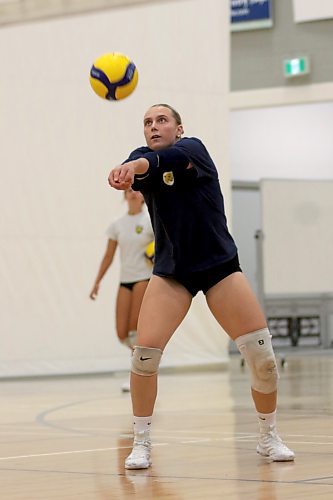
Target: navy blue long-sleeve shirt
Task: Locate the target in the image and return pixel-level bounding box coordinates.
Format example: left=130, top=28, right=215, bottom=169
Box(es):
left=124, top=137, right=237, bottom=277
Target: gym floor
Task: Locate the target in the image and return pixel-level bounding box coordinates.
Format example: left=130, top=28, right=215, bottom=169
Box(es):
left=1, top=350, right=333, bottom=499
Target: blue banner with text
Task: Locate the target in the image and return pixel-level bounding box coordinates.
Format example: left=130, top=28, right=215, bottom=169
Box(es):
left=231, top=0, right=272, bottom=24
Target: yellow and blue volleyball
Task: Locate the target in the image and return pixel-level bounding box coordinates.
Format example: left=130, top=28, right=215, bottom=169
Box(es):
left=145, top=241, right=155, bottom=263
left=89, top=52, right=138, bottom=101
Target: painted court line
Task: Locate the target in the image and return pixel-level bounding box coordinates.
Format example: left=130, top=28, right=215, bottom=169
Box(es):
left=0, top=443, right=168, bottom=462
left=1, top=433, right=331, bottom=463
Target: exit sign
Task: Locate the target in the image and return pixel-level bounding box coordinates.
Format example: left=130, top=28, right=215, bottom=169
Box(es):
left=284, top=57, right=310, bottom=77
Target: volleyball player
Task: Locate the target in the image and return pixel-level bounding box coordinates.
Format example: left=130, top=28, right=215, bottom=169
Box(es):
left=108, top=104, right=295, bottom=467
left=89, top=188, right=153, bottom=391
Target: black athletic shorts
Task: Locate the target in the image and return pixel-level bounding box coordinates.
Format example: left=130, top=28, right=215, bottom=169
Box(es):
left=120, top=279, right=149, bottom=291
left=164, top=254, right=242, bottom=297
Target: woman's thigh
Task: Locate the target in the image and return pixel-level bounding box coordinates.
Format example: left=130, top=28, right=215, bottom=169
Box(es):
left=137, top=275, right=192, bottom=349
left=205, top=272, right=267, bottom=340
left=115, top=286, right=132, bottom=341
left=128, top=280, right=150, bottom=331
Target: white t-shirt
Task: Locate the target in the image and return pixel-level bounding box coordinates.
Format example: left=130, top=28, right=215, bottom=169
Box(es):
left=106, top=210, right=154, bottom=283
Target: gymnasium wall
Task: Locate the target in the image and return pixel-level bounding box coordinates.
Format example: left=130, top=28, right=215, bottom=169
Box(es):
left=229, top=1, right=333, bottom=181
left=0, top=0, right=231, bottom=377
left=231, top=0, right=333, bottom=91
left=229, top=1, right=333, bottom=301
left=293, top=0, right=333, bottom=24
left=262, top=179, right=333, bottom=295
left=230, top=101, right=333, bottom=182
left=0, top=0, right=179, bottom=26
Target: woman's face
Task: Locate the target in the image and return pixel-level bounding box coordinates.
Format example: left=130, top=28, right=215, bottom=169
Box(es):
left=143, top=106, right=183, bottom=150
left=125, top=188, right=144, bottom=203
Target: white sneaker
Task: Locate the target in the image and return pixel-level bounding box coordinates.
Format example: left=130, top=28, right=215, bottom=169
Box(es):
left=125, top=431, right=151, bottom=469
left=121, top=381, right=130, bottom=393
left=257, top=426, right=295, bottom=461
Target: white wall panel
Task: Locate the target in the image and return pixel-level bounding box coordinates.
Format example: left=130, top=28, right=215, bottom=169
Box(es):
left=230, top=102, right=333, bottom=182
left=293, top=0, right=333, bottom=23
left=262, top=179, right=333, bottom=294
left=0, top=0, right=230, bottom=376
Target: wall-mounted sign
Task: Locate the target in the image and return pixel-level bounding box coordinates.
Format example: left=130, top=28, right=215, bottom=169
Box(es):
left=231, top=0, right=273, bottom=31
left=283, top=56, right=310, bottom=78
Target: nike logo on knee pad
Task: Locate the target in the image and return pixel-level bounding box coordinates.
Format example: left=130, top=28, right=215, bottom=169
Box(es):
left=132, top=347, right=162, bottom=376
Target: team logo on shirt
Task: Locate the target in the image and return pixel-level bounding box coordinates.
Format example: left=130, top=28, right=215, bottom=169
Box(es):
left=163, top=171, right=174, bottom=186
left=135, top=225, right=143, bottom=234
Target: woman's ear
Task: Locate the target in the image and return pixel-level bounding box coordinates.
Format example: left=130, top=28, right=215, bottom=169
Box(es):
left=176, top=125, right=184, bottom=138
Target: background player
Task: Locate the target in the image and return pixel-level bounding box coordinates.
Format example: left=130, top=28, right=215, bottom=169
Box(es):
left=89, top=189, right=154, bottom=390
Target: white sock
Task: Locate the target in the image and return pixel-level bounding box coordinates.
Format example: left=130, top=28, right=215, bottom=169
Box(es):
left=133, top=416, right=152, bottom=434
left=257, top=410, right=276, bottom=433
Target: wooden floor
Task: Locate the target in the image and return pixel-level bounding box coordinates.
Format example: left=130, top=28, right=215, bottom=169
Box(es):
left=1, top=350, right=333, bottom=499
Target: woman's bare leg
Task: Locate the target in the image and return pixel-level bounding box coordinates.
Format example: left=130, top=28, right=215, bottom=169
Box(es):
left=128, top=280, right=149, bottom=332
left=131, top=275, right=192, bottom=417
left=115, top=286, right=132, bottom=343
left=205, top=272, right=275, bottom=413
left=115, top=280, right=149, bottom=348
left=205, top=271, right=294, bottom=461
left=125, top=276, right=192, bottom=469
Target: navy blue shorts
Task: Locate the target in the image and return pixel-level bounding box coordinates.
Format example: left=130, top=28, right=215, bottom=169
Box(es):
left=162, top=254, right=242, bottom=297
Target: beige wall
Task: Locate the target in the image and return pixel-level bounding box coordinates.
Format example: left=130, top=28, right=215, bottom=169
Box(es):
left=0, top=0, right=231, bottom=376
left=231, top=0, right=333, bottom=92
left=0, top=0, right=179, bottom=26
